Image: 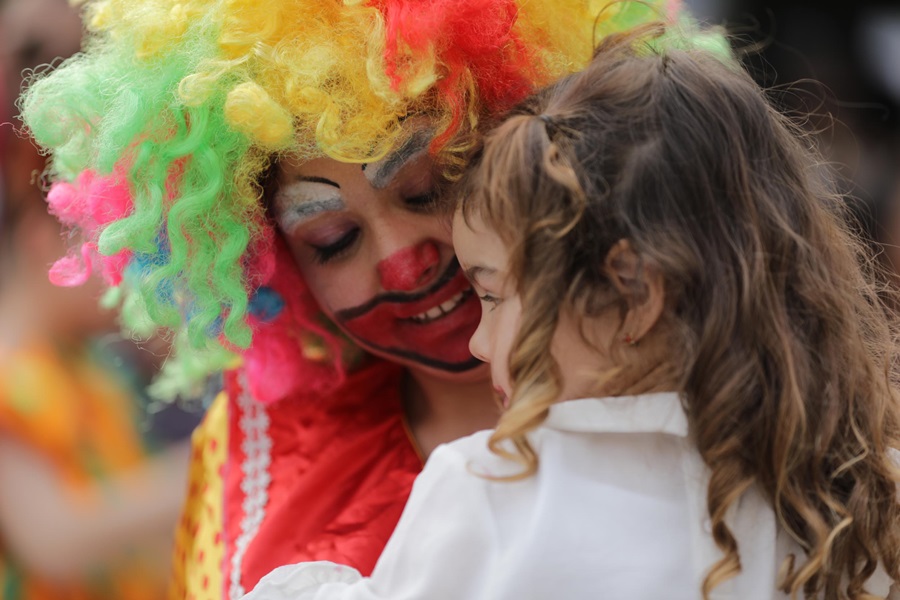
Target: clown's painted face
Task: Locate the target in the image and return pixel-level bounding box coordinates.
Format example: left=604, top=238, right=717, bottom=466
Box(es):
left=273, top=133, right=484, bottom=379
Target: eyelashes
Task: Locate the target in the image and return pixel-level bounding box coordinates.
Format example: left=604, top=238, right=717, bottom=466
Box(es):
left=305, top=192, right=437, bottom=265
left=310, top=227, right=361, bottom=264
left=404, top=192, right=438, bottom=213
left=478, top=293, right=502, bottom=311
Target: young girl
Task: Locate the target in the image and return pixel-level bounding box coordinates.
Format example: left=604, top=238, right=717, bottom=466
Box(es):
left=243, top=24, right=900, bottom=600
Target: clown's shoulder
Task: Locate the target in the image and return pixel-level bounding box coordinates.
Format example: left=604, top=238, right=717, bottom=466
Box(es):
left=172, top=359, right=424, bottom=599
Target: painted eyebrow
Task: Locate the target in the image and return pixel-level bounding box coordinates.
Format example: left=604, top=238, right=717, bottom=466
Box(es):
left=363, top=128, right=432, bottom=190
left=273, top=181, right=346, bottom=231
left=297, top=175, right=340, bottom=189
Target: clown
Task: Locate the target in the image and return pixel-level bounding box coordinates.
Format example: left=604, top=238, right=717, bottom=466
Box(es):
left=19, top=1, right=672, bottom=598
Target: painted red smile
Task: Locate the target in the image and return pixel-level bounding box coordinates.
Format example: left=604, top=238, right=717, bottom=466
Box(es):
left=334, top=259, right=482, bottom=371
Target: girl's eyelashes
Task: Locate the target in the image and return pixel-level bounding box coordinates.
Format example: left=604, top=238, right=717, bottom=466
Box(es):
left=309, top=227, right=361, bottom=264
left=478, top=293, right=502, bottom=311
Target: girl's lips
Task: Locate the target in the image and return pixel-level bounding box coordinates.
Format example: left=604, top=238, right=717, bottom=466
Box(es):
left=494, top=386, right=510, bottom=409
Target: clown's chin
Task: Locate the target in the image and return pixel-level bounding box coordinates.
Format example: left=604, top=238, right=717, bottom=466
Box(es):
left=349, top=335, right=485, bottom=374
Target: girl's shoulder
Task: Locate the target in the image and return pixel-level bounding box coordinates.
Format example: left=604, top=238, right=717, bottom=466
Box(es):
left=430, top=429, right=527, bottom=481
left=431, top=429, right=496, bottom=470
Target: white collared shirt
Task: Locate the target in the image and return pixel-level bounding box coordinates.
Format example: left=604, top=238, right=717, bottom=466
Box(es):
left=243, top=393, right=895, bottom=599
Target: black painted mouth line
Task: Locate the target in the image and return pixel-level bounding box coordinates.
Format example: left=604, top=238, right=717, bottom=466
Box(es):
left=363, top=343, right=484, bottom=373
left=335, top=258, right=463, bottom=322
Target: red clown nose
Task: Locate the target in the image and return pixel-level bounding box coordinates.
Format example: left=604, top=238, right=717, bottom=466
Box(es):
left=377, top=241, right=441, bottom=292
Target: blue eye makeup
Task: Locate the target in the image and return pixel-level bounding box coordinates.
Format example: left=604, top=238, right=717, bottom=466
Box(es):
left=273, top=181, right=346, bottom=235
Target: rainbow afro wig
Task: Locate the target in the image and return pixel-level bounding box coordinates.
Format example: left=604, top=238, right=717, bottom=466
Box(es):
left=20, top=0, right=676, bottom=401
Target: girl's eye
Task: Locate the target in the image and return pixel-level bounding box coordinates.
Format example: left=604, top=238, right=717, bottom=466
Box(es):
left=310, top=227, right=361, bottom=264
left=404, top=192, right=438, bottom=213
left=479, top=293, right=502, bottom=310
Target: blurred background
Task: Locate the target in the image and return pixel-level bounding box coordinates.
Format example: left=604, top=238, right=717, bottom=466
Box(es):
left=0, top=0, right=897, bottom=598
left=687, top=0, right=900, bottom=284
left=0, top=1, right=200, bottom=598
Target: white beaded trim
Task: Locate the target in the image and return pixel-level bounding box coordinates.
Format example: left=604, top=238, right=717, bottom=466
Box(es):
left=229, top=374, right=273, bottom=600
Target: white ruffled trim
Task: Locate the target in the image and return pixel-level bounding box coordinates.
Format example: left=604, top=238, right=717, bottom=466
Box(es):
left=229, top=373, right=273, bottom=599
left=242, top=562, right=362, bottom=599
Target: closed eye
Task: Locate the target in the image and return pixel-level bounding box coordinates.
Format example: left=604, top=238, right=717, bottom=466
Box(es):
left=404, top=192, right=438, bottom=213
left=310, top=227, right=361, bottom=264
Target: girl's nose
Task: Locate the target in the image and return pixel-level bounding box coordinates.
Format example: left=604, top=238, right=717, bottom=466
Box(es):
left=468, top=319, right=489, bottom=364
left=376, top=240, right=441, bottom=292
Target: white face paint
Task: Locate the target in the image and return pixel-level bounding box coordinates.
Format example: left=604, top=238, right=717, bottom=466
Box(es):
left=362, top=128, right=433, bottom=190
left=273, top=179, right=346, bottom=235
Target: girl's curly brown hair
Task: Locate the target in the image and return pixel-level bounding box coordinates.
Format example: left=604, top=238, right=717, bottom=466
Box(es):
left=458, top=22, right=900, bottom=600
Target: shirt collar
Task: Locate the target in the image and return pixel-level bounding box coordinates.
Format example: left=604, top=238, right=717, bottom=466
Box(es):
left=543, top=392, right=688, bottom=437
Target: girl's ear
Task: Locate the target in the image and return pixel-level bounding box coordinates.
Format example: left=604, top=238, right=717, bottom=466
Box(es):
left=604, top=239, right=665, bottom=343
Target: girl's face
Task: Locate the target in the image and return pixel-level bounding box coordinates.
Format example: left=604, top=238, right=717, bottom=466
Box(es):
left=273, top=133, right=487, bottom=382
left=453, top=210, right=613, bottom=406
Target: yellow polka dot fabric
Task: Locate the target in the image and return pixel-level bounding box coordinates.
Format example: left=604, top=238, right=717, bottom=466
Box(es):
left=169, top=392, right=227, bottom=600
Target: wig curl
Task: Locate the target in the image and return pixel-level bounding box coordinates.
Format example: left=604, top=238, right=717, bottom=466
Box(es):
left=20, top=0, right=672, bottom=401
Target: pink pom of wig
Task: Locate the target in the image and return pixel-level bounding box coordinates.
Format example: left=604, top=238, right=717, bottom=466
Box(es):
left=46, top=169, right=133, bottom=286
